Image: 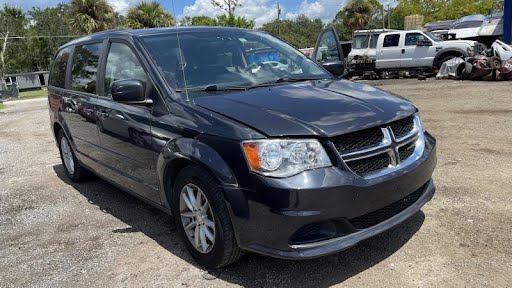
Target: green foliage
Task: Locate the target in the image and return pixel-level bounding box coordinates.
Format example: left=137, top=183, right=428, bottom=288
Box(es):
left=180, top=16, right=218, bottom=26
left=393, top=0, right=494, bottom=23
left=24, top=5, right=73, bottom=72
left=216, top=14, right=255, bottom=28
left=0, top=5, right=28, bottom=78
left=260, top=15, right=324, bottom=48
left=180, top=14, right=255, bottom=29
left=335, top=0, right=375, bottom=32
left=211, top=0, right=240, bottom=16
left=126, top=1, right=175, bottom=29
left=65, top=0, right=116, bottom=34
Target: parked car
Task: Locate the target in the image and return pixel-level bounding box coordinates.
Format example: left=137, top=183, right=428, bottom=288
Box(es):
left=48, top=27, right=437, bottom=268
left=375, top=30, right=485, bottom=73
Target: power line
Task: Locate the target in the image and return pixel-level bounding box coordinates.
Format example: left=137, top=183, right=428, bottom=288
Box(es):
left=5, top=35, right=83, bottom=39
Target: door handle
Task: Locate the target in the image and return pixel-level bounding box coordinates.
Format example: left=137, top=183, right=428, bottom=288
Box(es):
left=401, top=49, right=405, bottom=54
left=99, top=111, right=109, bottom=119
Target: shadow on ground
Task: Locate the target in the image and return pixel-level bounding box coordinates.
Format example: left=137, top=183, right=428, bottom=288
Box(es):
left=53, top=164, right=425, bottom=288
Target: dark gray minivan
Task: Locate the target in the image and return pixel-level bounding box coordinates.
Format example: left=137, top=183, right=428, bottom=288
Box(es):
left=48, top=27, right=437, bottom=268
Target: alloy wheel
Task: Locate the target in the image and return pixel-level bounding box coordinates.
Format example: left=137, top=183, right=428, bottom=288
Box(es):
left=61, top=137, right=75, bottom=175
left=179, top=183, right=216, bottom=253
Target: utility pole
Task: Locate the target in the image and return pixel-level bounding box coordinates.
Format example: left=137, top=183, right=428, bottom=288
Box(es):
left=387, top=3, right=391, bottom=29
left=277, top=0, right=281, bottom=38
left=382, top=6, right=385, bottom=29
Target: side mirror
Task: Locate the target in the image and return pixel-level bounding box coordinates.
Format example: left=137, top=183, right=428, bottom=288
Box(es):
left=417, top=39, right=433, bottom=47
left=321, top=60, right=345, bottom=77
left=111, top=79, right=150, bottom=105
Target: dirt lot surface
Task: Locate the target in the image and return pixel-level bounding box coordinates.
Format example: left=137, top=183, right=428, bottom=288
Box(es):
left=1, top=80, right=511, bottom=287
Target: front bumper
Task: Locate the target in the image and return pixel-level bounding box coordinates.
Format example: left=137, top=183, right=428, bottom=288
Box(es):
left=223, top=133, right=437, bottom=259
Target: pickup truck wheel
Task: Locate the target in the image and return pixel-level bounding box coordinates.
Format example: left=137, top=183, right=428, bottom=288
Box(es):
left=57, top=130, right=90, bottom=182
left=172, top=165, right=242, bottom=268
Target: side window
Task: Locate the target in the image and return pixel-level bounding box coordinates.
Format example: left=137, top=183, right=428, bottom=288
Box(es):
left=49, top=47, right=72, bottom=88
left=405, top=33, right=426, bottom=46
left=104, top=42, right=147, bottom=97
left=71, top=43, right=102, bottom=94
left=315, top=30, right=340, bottom=62
left=383, top=34, right=400, bottom=47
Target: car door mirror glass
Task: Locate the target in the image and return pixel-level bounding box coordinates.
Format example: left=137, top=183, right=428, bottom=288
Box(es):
left=111, top=79, right=146, bottom=103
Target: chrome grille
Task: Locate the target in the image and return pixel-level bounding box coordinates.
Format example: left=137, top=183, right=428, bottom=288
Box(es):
left=345, top=153, right=390, bottom=176
left=389, top=116, right=415, bottom=140
left=334, top=127, right=384, bottom=154
left=335, top=115, right=424, bottom=178
left=398, top=143, right=415, bottom=162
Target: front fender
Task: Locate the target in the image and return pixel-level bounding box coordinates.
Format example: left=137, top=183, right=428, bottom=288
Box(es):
left=157, top=137, right=239, bottom=205
left=434, top=48, right=468, bottom=67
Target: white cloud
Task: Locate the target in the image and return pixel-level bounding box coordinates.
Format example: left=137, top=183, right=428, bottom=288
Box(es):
left=181, top=0, right=277, bottom=28
left=107, top=0, right=139, bottom=15
left=285, top=0, right=347, bottom=22
left=180, top=0, right=390, bottom=27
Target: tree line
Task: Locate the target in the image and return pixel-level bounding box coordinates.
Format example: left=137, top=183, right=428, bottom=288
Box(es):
left=0, top=0, right=498, bottom=78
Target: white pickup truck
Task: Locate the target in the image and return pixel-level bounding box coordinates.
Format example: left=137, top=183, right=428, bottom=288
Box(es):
left=376, top=30, right=485, bottom=72
left=312, top=28, right=485, bottom=78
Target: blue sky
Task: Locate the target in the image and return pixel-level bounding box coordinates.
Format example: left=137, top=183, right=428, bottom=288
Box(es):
left=0, top=0, right=391, bottom=27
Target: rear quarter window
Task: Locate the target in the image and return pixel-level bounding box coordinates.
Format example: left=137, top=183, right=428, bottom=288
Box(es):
left=49, top=47, right=72, bottom=88
left=70, top=43, right=102, bottom=94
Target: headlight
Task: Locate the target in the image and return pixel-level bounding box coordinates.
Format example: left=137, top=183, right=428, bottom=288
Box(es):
left=241, top=139, right=332, bottom=177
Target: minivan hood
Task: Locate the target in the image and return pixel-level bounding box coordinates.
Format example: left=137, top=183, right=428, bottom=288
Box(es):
left=193, top=80, right=416, bottom=137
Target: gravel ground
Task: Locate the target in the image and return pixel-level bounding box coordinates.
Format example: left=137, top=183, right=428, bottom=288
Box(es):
left=1, top=79, right=511, bottom=287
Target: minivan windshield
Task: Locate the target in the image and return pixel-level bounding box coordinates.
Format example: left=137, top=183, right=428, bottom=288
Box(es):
left=141, top=29, right=330, bottom=93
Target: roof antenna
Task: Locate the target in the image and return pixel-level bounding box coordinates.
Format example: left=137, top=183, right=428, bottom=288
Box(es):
left=171, top=0, right=190, bottom=102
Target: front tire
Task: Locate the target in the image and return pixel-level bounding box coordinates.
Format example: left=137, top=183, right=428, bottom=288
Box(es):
left=57, top=130, right=89, bottom=182
left=172, top=165, right=242, bottom=268
left=439, top=55, right=459, bottom=68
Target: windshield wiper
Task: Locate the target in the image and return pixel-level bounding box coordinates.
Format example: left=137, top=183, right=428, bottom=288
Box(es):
left=249, top=77, right=325, bottom=88
left=275, top=77, right=324, bottom=83
left=176, top=85, right=248, bottom=92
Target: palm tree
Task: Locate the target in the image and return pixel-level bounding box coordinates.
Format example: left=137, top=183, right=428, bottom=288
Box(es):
left=66, top=0, right=115, bottom=34
left=337, top=0, right=374, bottom=32
left=126, top=1, right=175, bottom=29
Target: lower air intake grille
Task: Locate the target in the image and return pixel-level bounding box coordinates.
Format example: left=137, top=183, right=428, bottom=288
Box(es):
left=349, top=187, right=424, bottom=230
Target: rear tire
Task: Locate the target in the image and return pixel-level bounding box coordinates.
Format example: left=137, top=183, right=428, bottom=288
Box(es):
left=57, top=130, right=90, bottom=182
left=172, top=165, right=242, bottom=268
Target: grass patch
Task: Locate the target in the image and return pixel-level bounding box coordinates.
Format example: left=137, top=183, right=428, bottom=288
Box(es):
left=19, top=89, right=48, bottom=99
left=0, top=102, right=4, bottom=109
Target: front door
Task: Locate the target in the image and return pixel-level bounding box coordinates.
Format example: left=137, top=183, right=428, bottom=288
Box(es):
left=313, top=27, right=345, bottom=76
left=401, top=32, right=435, bottom=68
left=95, top=41, right=160, bottom=203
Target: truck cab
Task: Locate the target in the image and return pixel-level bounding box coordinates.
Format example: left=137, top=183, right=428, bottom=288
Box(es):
left=376, top=30, right=483, bottom=71
left=346, top=29, right=397, bottom=76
